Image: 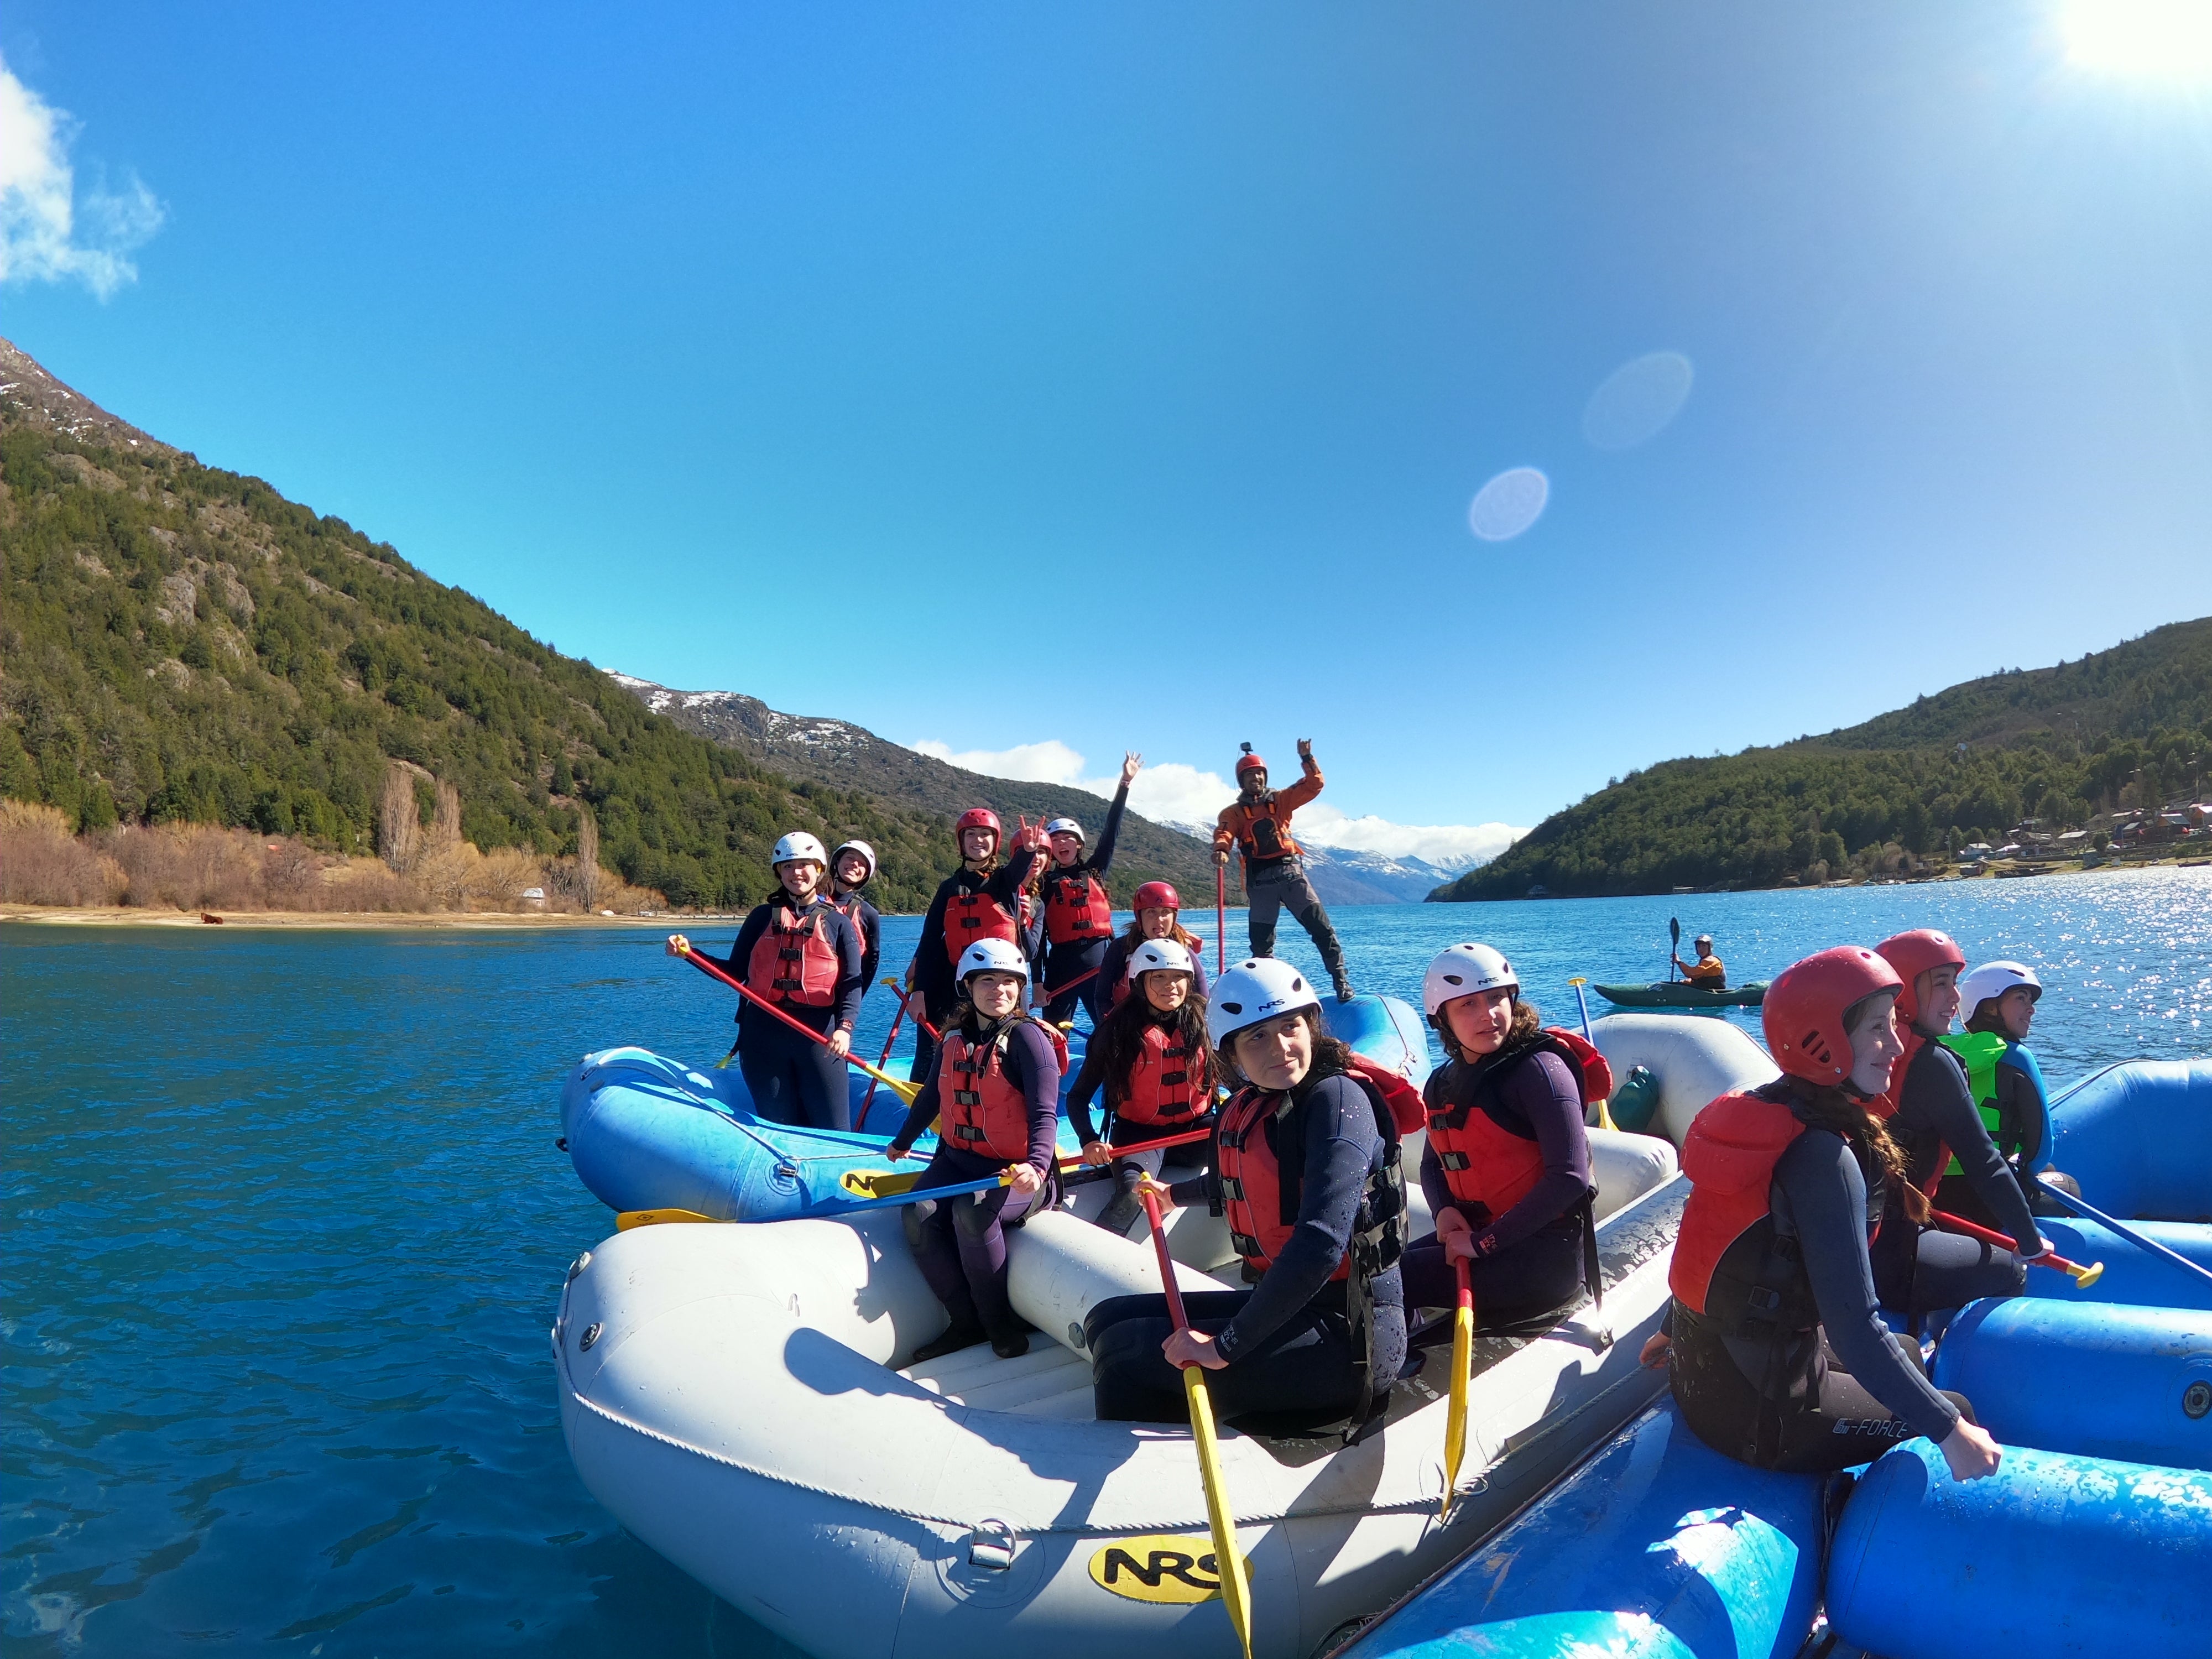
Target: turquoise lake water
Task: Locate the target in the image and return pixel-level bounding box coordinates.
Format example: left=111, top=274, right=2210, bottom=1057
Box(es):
left=6, top=868, right=2210, bottom=1655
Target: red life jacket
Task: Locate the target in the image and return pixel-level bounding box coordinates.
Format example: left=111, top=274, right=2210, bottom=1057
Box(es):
left=1670, top=1086, right=1882, bottom=1319
left=745, top=900, right=842, bottom=1008
left=937, top=1019, right=1070, bottom=1162
left=1115, top=1021, right=1211, bottom=1126
left=1043, top=869, right=1112, bottom=945
left=1423, top=1034, right=1592, bottom=1219
left=942, top=885, right=1019, bottom=965
left=1216, top=1070, right=1406, bottom=1282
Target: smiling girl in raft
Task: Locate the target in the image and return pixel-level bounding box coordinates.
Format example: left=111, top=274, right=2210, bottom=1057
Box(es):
left=1068, top=937, right=1218, bottom=1239
left=664, top=831, right=865, bottom=1132
left=1034, top=752, right=1142, bottom=1029
left=901, top=810, right=1044, bottom=1084
left=1085, top=958, right=1416, bottom=1436
left=1097, top=880, right=1213, bottom=1010
left=1651, top=946, right=2003, bottom=1479
left=885, top=939, right=1068, bottom=1362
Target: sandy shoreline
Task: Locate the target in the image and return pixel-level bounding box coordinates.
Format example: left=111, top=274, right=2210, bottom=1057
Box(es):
left=1, top=905, right=700, bottom=931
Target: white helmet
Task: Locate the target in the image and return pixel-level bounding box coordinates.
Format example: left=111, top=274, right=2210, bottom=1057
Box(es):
left=1207, top=957, right=1320, bottom=1048
left=831, top=839, right=878, bottom=882
left=771, top=831, right=828, bottom=868
left=957, top=938, right=1031, bottom=983
left=1127, top=938, right=1197, bottom=980
left=1422, top=943, right=1518, bottom=1018
left=1958, top=960, right=2042, bottom=1018
left=1043, top=816, right=1084, bottom=841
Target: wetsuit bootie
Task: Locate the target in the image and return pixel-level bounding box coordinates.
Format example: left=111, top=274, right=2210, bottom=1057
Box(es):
left=989, top=1328, right=1030, bottom=1360
left=910, top=1319, right=988, bottom=1364
left=1334, top=974, right=1355, bottom=1004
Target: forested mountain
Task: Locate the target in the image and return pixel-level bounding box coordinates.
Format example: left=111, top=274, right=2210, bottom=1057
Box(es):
left=1434, top=619, right=2212, bottom=901
left=1, top=341, right=1114, bottom=914
left=612, top=675, right=1231, bottom=900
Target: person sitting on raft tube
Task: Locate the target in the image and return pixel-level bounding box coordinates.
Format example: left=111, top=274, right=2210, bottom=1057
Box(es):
left=902, top=810, right=1043, bottom=1082
left=1401, top=944, right=1601, bottom=1328
left=1940, top=959, right=2059, bottom=1233
left=1672, top=934, right=1726, bottom=990
left=1869, top=929, right=2047, bottom=1318
left=1212, top=740, right=1353, bottom=1004
left=1650, top=945, right=2002, bottom=1479
left=886, top=938, right=1067, bottom=1361
left=1099, top=881, right=1212, bottom=1011
left=665, top=831, right=864, bottom=1132
left=1035, top=752, right=1142, bottom=1029
left=1068, top=938, right=1217, bottom=1238
left=1086, top=958, right=1409, bottom=1435
left=828, top=839, right=882, bottom=995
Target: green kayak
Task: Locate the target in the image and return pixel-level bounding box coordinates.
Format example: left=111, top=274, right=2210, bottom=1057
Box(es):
left=1594, top=980, right=1768, bottom=1009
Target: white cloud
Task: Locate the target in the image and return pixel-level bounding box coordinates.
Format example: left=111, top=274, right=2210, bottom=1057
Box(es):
left=0, top=56, right=165, bottom=301
left=902, top=735, right=1524, bottom=870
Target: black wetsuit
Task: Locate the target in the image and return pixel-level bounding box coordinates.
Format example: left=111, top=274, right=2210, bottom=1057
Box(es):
left=832, top=889, right=881, bottom=995
left=1038, top=783, right=1129, bottom=1029
left=1065, top=1015, right=1212, bottom=1239
left=718, top=896, right=865, bottom=1131
left=1672, top=1123, right=1975, bottom=1474
left=1087, top=1072, right=1406, bottom=1431
left=905, top=851, right=1038, bottom=1082
left=1401, top=1046, right=1590, bottom=1326
left=889, top=1017, right=1061, bottom=1343
left=1870, top=1034, right=2044, bottom=1317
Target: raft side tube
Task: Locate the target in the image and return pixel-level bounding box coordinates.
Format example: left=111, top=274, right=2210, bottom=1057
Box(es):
left=2040, top=1057, right=2212, bottom=1222
left=2016, top=1216, right=2212, bottom=1313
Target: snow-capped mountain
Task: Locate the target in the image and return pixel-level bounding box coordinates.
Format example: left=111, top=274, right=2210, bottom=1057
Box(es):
left=1155, top=821, right=1478, bottom=904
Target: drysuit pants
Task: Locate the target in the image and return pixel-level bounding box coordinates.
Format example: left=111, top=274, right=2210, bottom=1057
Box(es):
left=904, top=1147, right=1042, bottom=1338
left=737, top=1016, right=851, bottom=1132
left=1086, top=1281, right=1406, bottom=1430
left=1042, top=938, right=1108, bottom=1029
left=1245, top=861, right=1348, bottom=988
left=1671, top=1318, right=1976, bottom=1475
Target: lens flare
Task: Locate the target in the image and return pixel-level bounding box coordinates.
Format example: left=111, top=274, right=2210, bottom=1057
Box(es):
left=1583, top=351, right=1695, bottom=451
left=2061, top=0, right=2212, bottom=84
left=1467, top=468, right=1550, bottom=541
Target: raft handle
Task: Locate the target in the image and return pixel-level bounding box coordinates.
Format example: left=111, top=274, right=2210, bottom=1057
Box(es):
left=578, top=1322, right=602, bottom=1353
left=567, top=1251, right=592, bottom=1283
left=967, top=1518, right=1018, bottom=1571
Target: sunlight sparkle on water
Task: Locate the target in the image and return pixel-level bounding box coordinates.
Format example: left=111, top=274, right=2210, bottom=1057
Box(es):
left=2060, top=0, right=2212, bottom=84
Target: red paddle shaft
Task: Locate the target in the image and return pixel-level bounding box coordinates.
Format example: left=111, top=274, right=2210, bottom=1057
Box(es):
left=857, top=977, right=910, bottom=1131
left=1078, top=1124, right=1212, bottom=1165
left=1930, top=1208, right=2103, bottom=1285
left=678, top=943, right=846, bottom=1051
left=1140, top=1189, right=1192, bottom=1332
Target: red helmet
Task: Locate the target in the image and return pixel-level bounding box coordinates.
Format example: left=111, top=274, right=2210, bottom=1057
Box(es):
left=954, top=807, right=1001, bottom=846
left=1235, top=747, right=1268, bottom=778
left=1131, top=880, right=1182, bottom=911
left=1874, top=929, right=1965, bottom=1026
left=1763, top=947, right=1903, bottom=1086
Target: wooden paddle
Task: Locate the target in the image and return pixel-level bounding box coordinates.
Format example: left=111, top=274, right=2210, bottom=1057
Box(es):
left=1440, top=1254, right=1473, bottom=1520
left=1929, top=1207, right=2104, bottom=1287
left=1140, top=1187, right=1252, bottom=1659
left=674, top=942, right=921, bottom=1106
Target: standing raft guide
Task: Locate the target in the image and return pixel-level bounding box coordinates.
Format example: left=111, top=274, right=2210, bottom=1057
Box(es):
left=552, top=761, right=2212, bottom=1659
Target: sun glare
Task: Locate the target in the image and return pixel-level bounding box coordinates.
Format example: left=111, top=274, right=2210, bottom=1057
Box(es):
left=2060, top=0, right=2212, bottom=84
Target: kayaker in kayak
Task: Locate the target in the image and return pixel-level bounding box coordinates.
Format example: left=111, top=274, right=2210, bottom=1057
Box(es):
left=1401, top=944, right=1599, bottom=1327
left=1942, top=960, right=2057, bottom=1233
left=886, top=939, right=1066, bottom=1361
left=1212, top=741, right=1353, bottom=1003
left=901, top=810, right=1043, bottom=1082
left=1099, top=881, right=1212, bottom=1011
left=1673, top=934, right=1726, bottom=990
left=1651, top=946, right=2000, bottom=1478
left=1068, top=938, right=1217, bottom=1238
left=665, top=831, right=864, bottom=1131
left=1086, top=958, right=1408, bottom=1433
left=1870, top=930, right=2047, bottom=1319
left=1035, top=753, right=1141, bottom=1028
left=828, top=839, right=881, bottom=995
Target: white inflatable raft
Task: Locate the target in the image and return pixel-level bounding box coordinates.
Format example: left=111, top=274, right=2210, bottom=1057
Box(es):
left=554, top=1014, right=1775, bottom=1659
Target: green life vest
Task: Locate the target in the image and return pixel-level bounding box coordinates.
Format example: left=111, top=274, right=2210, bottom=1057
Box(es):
left=1937, top=1030, right=2011, bottom=1177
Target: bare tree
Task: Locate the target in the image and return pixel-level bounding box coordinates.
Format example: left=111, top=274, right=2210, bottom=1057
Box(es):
left=378, top=762, right=421, bottom=873
left=577, top=802, right=600, bottom=910
left=430, top=779, right=463, bottom=850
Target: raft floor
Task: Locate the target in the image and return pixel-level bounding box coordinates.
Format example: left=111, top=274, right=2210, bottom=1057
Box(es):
left=901, top=1340, right=1099, bottom=1420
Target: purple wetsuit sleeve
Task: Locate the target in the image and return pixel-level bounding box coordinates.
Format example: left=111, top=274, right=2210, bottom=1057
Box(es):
left=830, top=908, right=864, bottom=1030
left=890, top=1070, right=941, bottom=1155
left=1774, top=1132, right=1960, bottom=1444
left=1003, top=1021, right=1062, bottom=1175
left=1419, top=1139, right=1459, bottom=1222
left=1470, top=1051, right=1593, bottom=1255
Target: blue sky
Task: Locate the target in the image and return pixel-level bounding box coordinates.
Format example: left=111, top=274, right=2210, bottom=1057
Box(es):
left=4, top=3, right=2209, bottom=861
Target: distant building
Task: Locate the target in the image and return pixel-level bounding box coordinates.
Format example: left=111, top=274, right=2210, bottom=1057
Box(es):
left=522, top=886, right=547, bottom=909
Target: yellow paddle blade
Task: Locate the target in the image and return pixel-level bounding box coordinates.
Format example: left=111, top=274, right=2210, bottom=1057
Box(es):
left=2072, top=1260, right=2106, bottom=1288
left=1441, top=1301, right=1473, bottom=1520
left=854, top=1057, right=922, bottom=1105
left=841, top=1167, right=925, bottom=1200
left=1183, top=1368, right=1254, bottom=1659
left=616, top=1207, right=718, bottom=1230
left=1595, top=1097, right=1619, bottom=1133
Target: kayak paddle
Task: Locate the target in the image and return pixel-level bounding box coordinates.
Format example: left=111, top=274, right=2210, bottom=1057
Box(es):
left=674, top=942, right=921, bottom=1106
left=1140, top=1187, right=1253, bottom=1659
left=1668, top=917, right=1680, bottom=982
left=2034, top=1177, right=2212, bottom=1291
left=1440, top=1254, right=1473, bottom=1520
left=1929, top=1207, right=2104, bottom=1287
